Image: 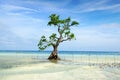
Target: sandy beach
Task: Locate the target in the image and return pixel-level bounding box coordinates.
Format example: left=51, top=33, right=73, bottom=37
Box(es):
left=0, top=53, right=120, bottom=80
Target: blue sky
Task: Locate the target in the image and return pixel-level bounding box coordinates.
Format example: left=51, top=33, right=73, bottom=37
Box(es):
left=0, top=0, right=120, bottom=51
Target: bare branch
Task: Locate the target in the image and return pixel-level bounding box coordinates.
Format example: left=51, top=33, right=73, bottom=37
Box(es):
left=57, top=25, right=60, bottom=33
left=60, top=38, right=71, bottom=42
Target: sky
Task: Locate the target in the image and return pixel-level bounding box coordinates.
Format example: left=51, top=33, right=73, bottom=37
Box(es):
left=0, top=0, right=120, bottom=51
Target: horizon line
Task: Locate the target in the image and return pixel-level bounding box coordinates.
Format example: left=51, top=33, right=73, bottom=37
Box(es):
left=0, top=50, right=120, bottom=52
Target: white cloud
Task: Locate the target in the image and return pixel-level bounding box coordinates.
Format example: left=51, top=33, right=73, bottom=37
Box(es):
left=73, top=23, right=120, bottom=38
left=0, top=4, right=39, bottom=13
left=70, top=0, right=120, bottom=13
left=0, top=9, right=49, bottom=50
left=0, top=0, right=72, bottom=14
left=0, top=0, right=120, bottom=50
left=24, top=0, right=71, bottom=8
left=1, top=0, right=120, bottom=15
left=60, top=23, right=120, bottom=51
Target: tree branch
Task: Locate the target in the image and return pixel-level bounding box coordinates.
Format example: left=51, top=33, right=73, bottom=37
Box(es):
left=56, top=24, right=70, bottom=44
left=57, top=25, right=60, bottom=33
left=60, top=38, right=70, bottom=42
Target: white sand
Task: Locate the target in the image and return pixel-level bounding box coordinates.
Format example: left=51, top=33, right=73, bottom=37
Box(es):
left=0, top=63, right=108, bottom=80
left=0, top=54, right=120, bottom=80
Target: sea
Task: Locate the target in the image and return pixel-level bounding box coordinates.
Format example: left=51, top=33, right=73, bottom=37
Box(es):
left=0, top=50, right=120, bottom=64
left=0, top=50, right=120, bottom=55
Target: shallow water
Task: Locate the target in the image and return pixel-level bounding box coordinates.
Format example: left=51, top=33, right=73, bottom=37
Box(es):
left=0, top=52, right=120, bottom=80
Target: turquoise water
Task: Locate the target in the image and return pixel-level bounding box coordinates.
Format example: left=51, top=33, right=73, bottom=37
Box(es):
left=0, top=50, right=120, bottom=55
left=0, top=50, right=120, bottom=65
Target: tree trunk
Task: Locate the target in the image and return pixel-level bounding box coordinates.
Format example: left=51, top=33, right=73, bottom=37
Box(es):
left=48, top=46, right=60, bottom=60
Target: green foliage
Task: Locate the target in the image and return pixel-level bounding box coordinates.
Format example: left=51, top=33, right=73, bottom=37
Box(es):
left=38, top=36, right=48, bottom=50
left=38, top=14, right=79, bottom=51
left=49, top=33, right=57, bottom=40
left=71, top=21, right=79, bottom=26
left=65, top=31, right=70, bottom=35
left=70, top=33, right=75, bottom=39
left=65, top=17, right=71, bottom=22
left=48, top=14, right=60, bottom=26
left=49, top=33, right=58, bottom=44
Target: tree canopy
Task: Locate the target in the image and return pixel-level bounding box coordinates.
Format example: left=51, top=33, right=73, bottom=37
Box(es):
left=38, top=14, right=79, bottom=51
